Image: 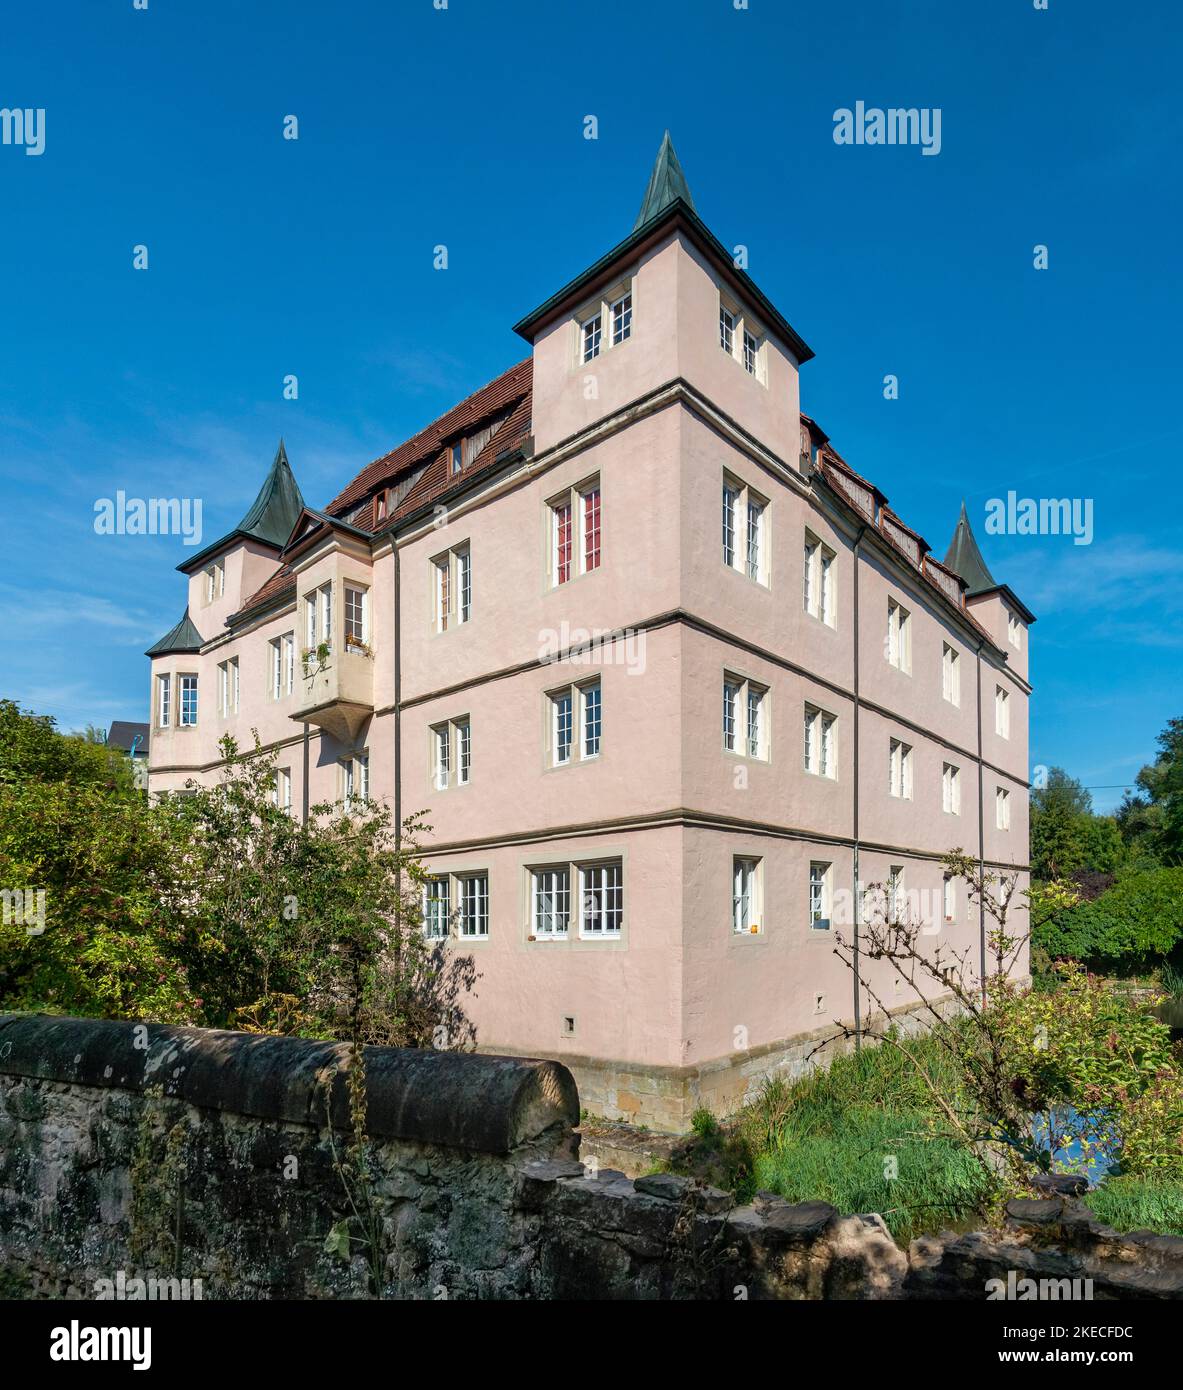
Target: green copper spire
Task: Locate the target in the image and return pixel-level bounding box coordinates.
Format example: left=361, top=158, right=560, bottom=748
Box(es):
left=236, top=439, right=305, bottom=547
left=634, top=131, right=696, bottom=230
left=943, top=500, right=997, bottom=593
left=146, top=605, right=204, bottom=658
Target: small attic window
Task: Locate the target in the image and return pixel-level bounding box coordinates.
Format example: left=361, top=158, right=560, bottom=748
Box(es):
left=375, top=491, right=387, bottom=523
left=451, top=442, right=463, bottom=476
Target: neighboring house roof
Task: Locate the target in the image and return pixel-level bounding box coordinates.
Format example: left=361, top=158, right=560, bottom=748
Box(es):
left=634, top=130, right=697, bottom=229
left=146, top=605, right=204, bottom=657
left=179, top=440, right=306, bottom=573
left=943, top=500, right=997, bottom=593
left=107, top=721, right=149, bottom=754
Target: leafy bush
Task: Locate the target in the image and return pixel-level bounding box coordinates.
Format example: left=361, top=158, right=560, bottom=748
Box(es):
left=1033, top=868, right=1183, bottom=970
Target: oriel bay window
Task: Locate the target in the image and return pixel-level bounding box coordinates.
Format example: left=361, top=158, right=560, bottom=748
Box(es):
left=549, top=679, right=601, bottom=766
left=549, top=477, right=601, bottom=586
left=179, top=674, right=199, bottom=727
left=722, top=674, right=767, bottom=759
left=304, top=583, right=332, bottom=655
left=721, top=474, right=768, bottom=585
left=344, top=584, right=369, bottom=649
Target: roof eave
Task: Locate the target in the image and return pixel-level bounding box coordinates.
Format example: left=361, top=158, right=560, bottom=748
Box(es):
left=512, top=201, right=814, bottom=365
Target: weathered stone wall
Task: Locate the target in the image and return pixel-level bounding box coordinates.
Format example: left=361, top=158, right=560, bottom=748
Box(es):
left=1, top=1015, right=1181, bottom=1300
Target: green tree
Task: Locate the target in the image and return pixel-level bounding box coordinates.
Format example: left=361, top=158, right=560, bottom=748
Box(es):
left=161, top=735, right=477, bottom=1047
left=1119, top=718, right=1183, bottom=866
left=0, top=701, right=198, bottom=1021
left=1031, top=768, right=1093, bottom=879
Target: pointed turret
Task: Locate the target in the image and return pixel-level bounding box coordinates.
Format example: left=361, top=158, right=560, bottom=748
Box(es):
left=634, top=131, right=697, bottom=230
left=943, top=500, right=997, bottom=594
left=178, top=439, right=306, bottom=572
left=235, top=440, right=305, bottom=548
left=145, top=605, right=204, bottom=658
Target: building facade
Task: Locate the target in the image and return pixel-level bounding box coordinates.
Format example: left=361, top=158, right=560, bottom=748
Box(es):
left=147, top=136, right=1034, bottom=1131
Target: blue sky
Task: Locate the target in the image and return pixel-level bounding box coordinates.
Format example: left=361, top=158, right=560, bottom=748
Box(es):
left=1, top=0, right=1179, bottom=811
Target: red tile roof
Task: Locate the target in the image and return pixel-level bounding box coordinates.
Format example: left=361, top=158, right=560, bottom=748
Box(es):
left=326, top=358, right=532, bottom=516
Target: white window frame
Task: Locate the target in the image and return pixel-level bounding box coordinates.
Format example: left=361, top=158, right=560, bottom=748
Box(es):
left=732, top=856, right=762, bottom=935
left=157, top=673, right=171, bottom=729
left=718, top=292, right=766, bottom=385
left=432, top=545, right=471, bottom=632
left=887, top=865, right=904, bottom=922
left=549, top=678, right=601, bottom=767
left=996, top=786, right=1011, bottom=831
left=431, top=718, right=469, bottom=791
left=578, top=860, right=623, bottom=939
left=457, top=872, right=489, bottom=939
left=1007, top=613, right=1022, bottom=649
left=723, top=673, right=768, bottom=760
left=887, top=598, right=911, bottom=673
left=344, top=584, right=369, bottom=648
left=549, top=477, right=601, bottom=587
left=995, top=686, right=1010, bottom=739
left=803, top=532, right=836, bottom=627
left=531, top=866, right=571, bottom=939
left=274, top=766, right=292, bottom=813
left=304, top=583, right=332, bottom=653
left=942, top=642, right=960, bottom=707
left=179, top=674, right=198, bottom=728
left=943, top=875, right=956, bottom=924
left=942, top=762, right=962, bottom=816
left=803, top=704, right=836, bottom=779
left=809, top=861, right=832, bottom=931
left=422, top=876, right=451, bottom=939
left=721, top=473, right=769, bottom=586
left=889, top=738, right=913, bottom=800
left=576, top=277, right=633, bottom=365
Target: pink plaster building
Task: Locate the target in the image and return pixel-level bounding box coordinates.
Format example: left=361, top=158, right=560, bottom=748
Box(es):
left=147, top=136, right=1033, bottom=1130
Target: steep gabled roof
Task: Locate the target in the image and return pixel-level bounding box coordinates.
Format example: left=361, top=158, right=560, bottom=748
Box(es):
left=325, top=359, right=532, bottom=518
left=146, top=606, right=204, bottom=657
left=943, top=500, right=997, bottom=594
left=107, top=721, right=149, bottom=753
left=179, top=440, right=305, bottom=572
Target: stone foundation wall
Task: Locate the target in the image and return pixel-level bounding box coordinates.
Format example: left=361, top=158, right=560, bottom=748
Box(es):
left=1, top=1014, right=1180, bottom=1300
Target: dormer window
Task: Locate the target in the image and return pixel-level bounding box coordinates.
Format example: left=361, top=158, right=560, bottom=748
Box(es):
left=375, top=491, right=387, bottom=524
left=576, top=277, right=633, bottom=366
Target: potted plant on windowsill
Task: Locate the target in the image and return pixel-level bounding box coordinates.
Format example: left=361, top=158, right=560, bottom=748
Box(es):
left=344, top=633, right=372, bottom=657
left=302, top=641, right=331, bottom=676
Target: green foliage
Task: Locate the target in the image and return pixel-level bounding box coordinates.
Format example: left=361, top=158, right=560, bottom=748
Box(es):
left=0, top=701, right=198, bottom=1021
left=159, top=734, right=476, bottom=1047
left=1034, top=869, right=1183, bottom=971
left=1086, top=1176, right=1183, bottom=1236
left=0, top=704, right=473, bottom=1053
left=690, top=1107, right=719, bottom=1139
left=739, top=1041, right=989, bottom=1241
left=1031, top=768, right=1094, bottom=880
left=1118, top=717, right=1183, bottom=867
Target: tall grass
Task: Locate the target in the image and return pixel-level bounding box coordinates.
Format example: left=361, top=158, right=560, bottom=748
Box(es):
left=1086, top=1176, right=1183, bottom=1236
left=733, top=1034, right=991, bottom=1242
